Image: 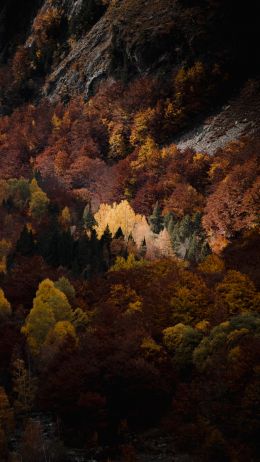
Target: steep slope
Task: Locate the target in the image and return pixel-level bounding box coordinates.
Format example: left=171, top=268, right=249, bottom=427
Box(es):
left=176, top=79, right=260, bottom=154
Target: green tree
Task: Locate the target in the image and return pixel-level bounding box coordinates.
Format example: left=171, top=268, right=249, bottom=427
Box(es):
left=149, top=202, right=164, bottom=234
left=54, top=276, right=76, bottom=303
left=83, top=203, right=97, bottom=231
left=163, top=323, right=202, bottom=370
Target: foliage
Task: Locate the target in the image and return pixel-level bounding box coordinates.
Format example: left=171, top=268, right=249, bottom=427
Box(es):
left=21, top=279, right=72, bottom=353
left=0, top=288, right=11, bottom=320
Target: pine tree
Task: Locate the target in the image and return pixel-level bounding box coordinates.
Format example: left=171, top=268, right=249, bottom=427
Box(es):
left=149, top=202, right=164, bottom=234
left=139, top=237, right=147, bottom=258
left=178, top=215, right=193, bottom=240
left=193, top=211, right=202, bottom=232
left=114, top=226, right=124, bottom=239
left=16, top=225, right=35, bottom=256
left=186, top=233, right=199, bottom=262
left=101, top=225, right=112, bottom=270
left=83, top=203, right=97, bottom=231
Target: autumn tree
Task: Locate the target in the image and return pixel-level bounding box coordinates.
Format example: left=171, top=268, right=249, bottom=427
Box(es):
left=21, top=279, right=73, bottom=353
left=0, top=289, right=11, bottom=320
left=29, top=179, right=49, bottom=220
left=12, top=359, right=37, bottom=414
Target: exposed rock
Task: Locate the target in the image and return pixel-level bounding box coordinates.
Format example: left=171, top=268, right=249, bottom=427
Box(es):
left=176, top=79, right=260, bottom=154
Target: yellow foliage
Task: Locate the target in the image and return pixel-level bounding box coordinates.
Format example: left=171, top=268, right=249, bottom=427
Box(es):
left=59, top=206, right=71, bottom=229
left=94, top=200, right=144, bottom=238
left=130, top=108, right=156, bottom=146
left=131, top=137, right=159, bottom=170
left=198, top=254, right=225, bottom=274
left=141, top=337, right=161, bottom=352
left=195, top=320, right=210, bottom=333
left=110, top=254, right=146, bottom=272
left=0, top=258, right=7, bottom=274
left=228, top=346, right=241, bottom=362
left=52, top=113, right=62, bottom=129
left=22, top=279, right=73, bottom=353
left=45, top=320, right=78, bottom=347
left=0, top=288, right=11, bottom=319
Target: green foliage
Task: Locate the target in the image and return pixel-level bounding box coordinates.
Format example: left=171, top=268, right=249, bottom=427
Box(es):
left=71, top=308, right=90, bottom=332
left=110, top=253, right=146, bottom=272
left=193, top=314, right=260, bottom=372
left=6, top=178, right=30, bottom=210
left=83, top=203, right=97, bottom=231
left=54, top=277, right=76, bottom=303
left=167, top=213, right=210, bottom=262
left=163, top=323, right=202, bottom=370
left=149, top=202, right=164, bottom=234
left=29, top=179, right=49, bottom=220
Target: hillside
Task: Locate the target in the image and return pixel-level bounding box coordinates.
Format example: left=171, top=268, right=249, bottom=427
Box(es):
left=0, top=1, right=259, bottom=462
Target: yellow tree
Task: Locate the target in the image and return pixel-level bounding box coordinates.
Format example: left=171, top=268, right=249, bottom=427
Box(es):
left=0, top=288, right=11, bottom=320
left=21, top=279, right=73, bottom=353
left=94, top=200, right=144, bottom=238
left=29, top=179, right=49, bottom=220
left=59, top=206, right=71, bottom=230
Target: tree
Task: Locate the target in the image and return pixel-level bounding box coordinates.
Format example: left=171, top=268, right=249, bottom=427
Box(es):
left=44, top=320, right=78, bottom=349
left=149, top=202, right=164, bottom=234
left=0, top=387, right=14, bottom=434
left=0, top=239, right=12, bottom=274
left=54, top=277, right=75, bottom=303
left=16, top=225, right=35, bottom=256
left=59, top=206, right=71, bottom=230
left=163, top=323, right=202, bottom=370
left=21, top=279, right=73, bottom=353
left=215, top=270, right=259, bottom=316
left=29, top=179, right=50, bottom=221
left=12, top=359, right=36, bottom=414
left=20, top=419, right=46, bottom=462
left=114, top=226, right=124, bottom=239
left=83, top=203, right=97, bottom=231
left=0, top=289, right=11, bottom=320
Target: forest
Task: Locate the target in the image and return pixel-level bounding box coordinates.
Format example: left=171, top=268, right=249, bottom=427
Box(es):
left=0, top=0, right=259, bottom=461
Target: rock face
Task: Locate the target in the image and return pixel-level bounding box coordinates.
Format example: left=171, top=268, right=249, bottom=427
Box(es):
left=1, top=0, right=257, bottom=102
left=42, top=0, right=258, bottom=101
left=176, top=79, right=260, bottom=154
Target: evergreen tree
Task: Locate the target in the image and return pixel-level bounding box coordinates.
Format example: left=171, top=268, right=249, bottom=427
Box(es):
left=193, top=211, right=202, bottom=232
left=100, top=225, right=112, bottom=271
left=58, top=230, right=74, bottom=267
left=114, top=226, right=124, bottom=239
left=178, top=215, right=193, bottom=240
left=16, top=226, right=35, bottom=256
left=149, top=202, right=164, bottom=234
left=200, top=240, right=211, bottom=261
left=83, top=203, right=97, bottom=231
left=139, top=238, right=147, bottom=258
left=186, top=233, right=199, bottom=262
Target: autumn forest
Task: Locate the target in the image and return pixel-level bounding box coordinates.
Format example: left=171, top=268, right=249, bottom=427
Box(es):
left=0, top=0, right=259, bottom=461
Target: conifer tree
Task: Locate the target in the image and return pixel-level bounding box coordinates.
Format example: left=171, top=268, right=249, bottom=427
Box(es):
left=114, top=226, right=124, bottom=239
left=16, top=225, right=35, bottom=256
left=83, top=203, right=97, bottom=231
left=149, top=202, right=164, bottom=234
